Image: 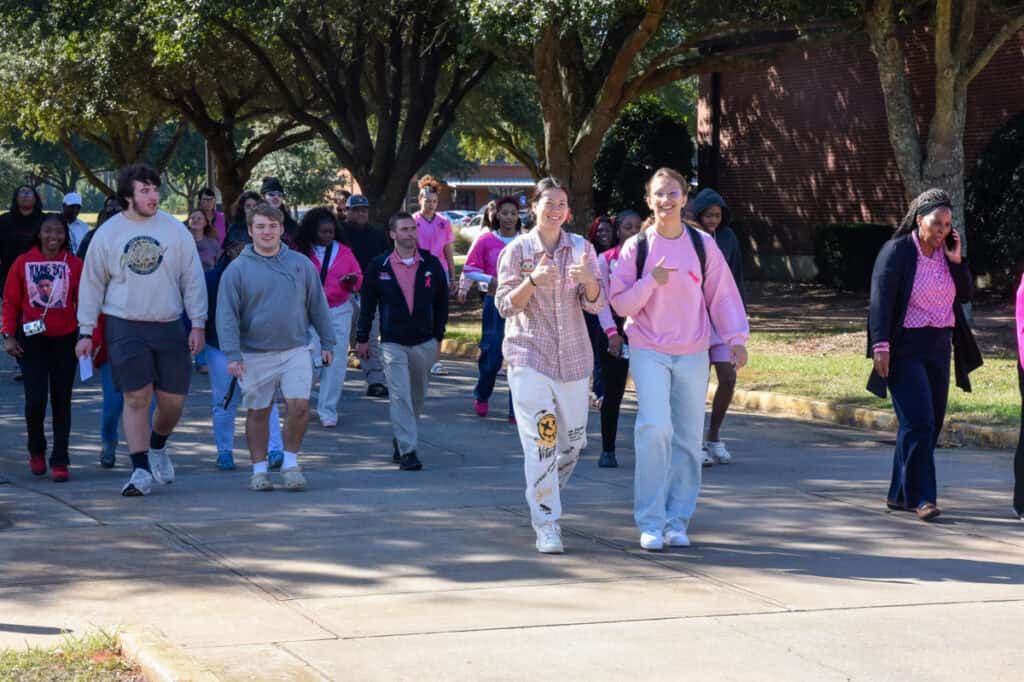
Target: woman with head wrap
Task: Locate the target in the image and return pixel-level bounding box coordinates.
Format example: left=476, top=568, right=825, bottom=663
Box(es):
left=867, top=188, right=982, bottom=522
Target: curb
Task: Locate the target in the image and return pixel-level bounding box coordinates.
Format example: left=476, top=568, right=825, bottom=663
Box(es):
left=119, top=628, right=220, bottom=682
left=431, top=345, right=1016, bottom=451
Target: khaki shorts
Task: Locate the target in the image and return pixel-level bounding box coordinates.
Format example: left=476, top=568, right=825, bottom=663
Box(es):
left=239, top=346, right=313, bottom=409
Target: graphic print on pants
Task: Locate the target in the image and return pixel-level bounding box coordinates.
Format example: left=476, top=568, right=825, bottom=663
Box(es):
left=534, top=411, right=558, bottom=515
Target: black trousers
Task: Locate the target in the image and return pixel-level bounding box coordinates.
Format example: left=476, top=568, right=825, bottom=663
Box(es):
left=20, top=332, right=77, bottom=465
left=1015, top=364, right=1024, bottom=511
left=599, top=351, right=630, bottom=453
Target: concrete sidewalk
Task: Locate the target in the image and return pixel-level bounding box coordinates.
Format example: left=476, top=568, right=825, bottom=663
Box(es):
left=1, top=359, right=1023, bottom=681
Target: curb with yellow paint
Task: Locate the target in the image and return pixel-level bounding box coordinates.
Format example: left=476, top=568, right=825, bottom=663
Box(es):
left=119, top=628, right=220, bottom=682
left=431, top=343, right=1018, bottom=451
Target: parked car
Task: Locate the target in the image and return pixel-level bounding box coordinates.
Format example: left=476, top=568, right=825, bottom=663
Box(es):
left=458, top=214, right=486, bottom=241
left=440, top=210, right=471, bottom=224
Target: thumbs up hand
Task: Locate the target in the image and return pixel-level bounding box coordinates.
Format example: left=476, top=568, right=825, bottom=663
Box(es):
left=568, top=250, right=596, bottom=286
left=651, top=256, right=678, bottom=286
left=530, top=252, right=558, bottom=286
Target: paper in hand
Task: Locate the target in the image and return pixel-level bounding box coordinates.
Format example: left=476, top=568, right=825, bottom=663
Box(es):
left=79, top=355, right=94, bottom=381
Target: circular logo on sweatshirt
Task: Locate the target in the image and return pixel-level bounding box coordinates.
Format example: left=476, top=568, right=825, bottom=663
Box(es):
left=121, top=236, right=166, bottom=275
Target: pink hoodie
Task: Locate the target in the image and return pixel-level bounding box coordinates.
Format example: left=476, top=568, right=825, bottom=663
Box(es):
left=609, top=226, right=749, bottom=355
left=1016, top=273, right=1024, bottom=370
left=463, top=231, right=509, bottom=280
left=308, top=242, right=363, bottom=308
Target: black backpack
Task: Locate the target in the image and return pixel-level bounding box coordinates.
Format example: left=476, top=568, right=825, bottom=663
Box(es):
left=635, top=225, right=707, bottom=297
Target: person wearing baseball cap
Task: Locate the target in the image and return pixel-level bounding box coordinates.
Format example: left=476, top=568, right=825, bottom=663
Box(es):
left=259, top=177, right=299, bottom=243
left=62, top=193, right=90, bottom=256
left=342, top=194, right=390, bottom=397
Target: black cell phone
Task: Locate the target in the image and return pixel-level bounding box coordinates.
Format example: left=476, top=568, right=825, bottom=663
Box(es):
left=945, top=231, right=957, bottom=250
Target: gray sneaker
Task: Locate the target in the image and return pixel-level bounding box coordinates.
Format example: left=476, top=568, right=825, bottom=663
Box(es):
left=149, top=447, right=175, bottom=484
left=250, top=472, right=273, bottom=491
left=281, top=467, right=307, bottom=492
left=121, top=468, right=153, bottom=497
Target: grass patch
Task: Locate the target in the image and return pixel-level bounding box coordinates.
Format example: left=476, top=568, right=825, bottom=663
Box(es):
left=439, top=318, right=1021, bottom=427
left=0, top=630, right=141, bottom=681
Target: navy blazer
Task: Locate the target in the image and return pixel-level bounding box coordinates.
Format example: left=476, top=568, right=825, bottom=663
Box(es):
left=866, top=234, right=982, bottom=398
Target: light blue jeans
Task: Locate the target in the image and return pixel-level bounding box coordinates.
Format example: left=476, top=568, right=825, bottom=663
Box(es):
left=630, top=347, right=710, bottom=534
left=207, top=345, right=282, bottom=454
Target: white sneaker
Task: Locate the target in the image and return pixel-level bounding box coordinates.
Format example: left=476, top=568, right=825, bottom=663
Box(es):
left=701, top=450, right=714, bottom=467
left=121, top=468, right=153, bottom=496
left=705, top=440, right=732, bottom=464
left=149, top=447, right=175, bottom=484
left=250, top=472, right=273, bottom=492
left=663, top=529, right=691, bottom=547
left=534, top=523, right=564, bottom=554
left=281, top=467, right=307, bottom=492
left=430, top=361, right=448, bottom=376
left=640, top=531, right=664, bottom=551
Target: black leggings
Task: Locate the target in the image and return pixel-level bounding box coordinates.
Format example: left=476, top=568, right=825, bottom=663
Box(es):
left=599, top=351, right=630, bottom=453
left=20, top=332, right=77, bottom=466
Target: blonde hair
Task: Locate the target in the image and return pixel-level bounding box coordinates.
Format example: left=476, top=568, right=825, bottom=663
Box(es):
left=645, top=167, right=687, bottom=197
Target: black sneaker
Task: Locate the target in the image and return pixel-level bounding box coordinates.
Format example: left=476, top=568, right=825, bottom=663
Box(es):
left=367, top=383, right=389, bottom=398
left=398, top=452, right=422, bottom=471
left=598, top=451, right=618, bottom=468
left=392, top=438, right=400, bottom=464
left=1014, top=506, right=1024, bottom=520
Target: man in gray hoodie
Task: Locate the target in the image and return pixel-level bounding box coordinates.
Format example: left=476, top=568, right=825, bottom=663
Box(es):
left=216, top=204, right=335, bottom=492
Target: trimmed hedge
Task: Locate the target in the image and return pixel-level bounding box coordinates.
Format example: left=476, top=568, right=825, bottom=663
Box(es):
left=814, top=223, right=893, bottom=291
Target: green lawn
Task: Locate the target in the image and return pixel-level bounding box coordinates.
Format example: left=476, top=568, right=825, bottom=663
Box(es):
left=0, top=630, right=141, bottom=681
left=442, top=323, right=1021, bottom=428
left=743, top=337, right=1019, bottom=427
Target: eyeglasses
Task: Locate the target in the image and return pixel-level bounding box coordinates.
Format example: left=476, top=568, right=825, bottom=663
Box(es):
left=17, top=189, right=35, bottom=197
left=264, top=191, right=283, bottom=199
left=652, top=190, right=682, bottom=201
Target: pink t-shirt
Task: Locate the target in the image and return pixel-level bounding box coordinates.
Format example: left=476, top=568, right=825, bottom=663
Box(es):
left=414, top=212, right=454, bottom=273
left=464, top=231, right=510, bottom=279
left=609, top=226, right=749, bottom=356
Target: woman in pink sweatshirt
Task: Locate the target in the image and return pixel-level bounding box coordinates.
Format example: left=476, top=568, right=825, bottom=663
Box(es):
left=609, top=168, right=749, bottom=551
left=1015, top=273, right=1024, bottom=519
left=296, top=207, right=363, bottom=427
left=460, top=196, right=521, bottom=420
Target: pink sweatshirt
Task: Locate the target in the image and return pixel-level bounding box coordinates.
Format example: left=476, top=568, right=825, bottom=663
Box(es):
left=597, top=246, right=622, bottom=335
left=464, top=231, right=510, bottom=280
left=414, top=212, right=454, bottom=273
left=308, top=242, right=363, bottom=308
left=1017, top=273, right=1024, bottom=371
left=609, top=226, right=749, bottom=355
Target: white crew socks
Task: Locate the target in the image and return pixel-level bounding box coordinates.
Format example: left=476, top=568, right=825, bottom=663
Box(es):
left=282, top=451, right=299, bottom=470
left=252, top=461, right=268, bottom=474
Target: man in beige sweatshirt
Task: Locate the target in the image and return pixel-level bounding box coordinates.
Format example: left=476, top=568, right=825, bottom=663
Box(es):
left=76, top=163, right=207, bottom=497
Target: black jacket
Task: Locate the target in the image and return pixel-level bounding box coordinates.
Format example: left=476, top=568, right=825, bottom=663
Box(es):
left=0, top=210, right=42, bottom=290
left=357, top=249, right=448, bottom=347
left=866, top=234, right=982, bottom=397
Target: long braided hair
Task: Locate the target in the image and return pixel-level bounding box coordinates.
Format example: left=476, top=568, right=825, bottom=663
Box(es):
left=893, top=188, right=953, bottom=237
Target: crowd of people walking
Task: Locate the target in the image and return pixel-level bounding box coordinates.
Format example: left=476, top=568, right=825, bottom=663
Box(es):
left=1, top=162, right=1022, bottom=555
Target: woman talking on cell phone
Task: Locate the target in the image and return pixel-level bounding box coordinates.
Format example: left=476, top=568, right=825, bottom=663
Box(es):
left=867, top=188, right=981, bottom=522
left=1, top=214, right=83, bottom=482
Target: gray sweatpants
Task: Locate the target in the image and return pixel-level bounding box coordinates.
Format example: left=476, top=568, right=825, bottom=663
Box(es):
left=382, top=339, right=438, bottom=455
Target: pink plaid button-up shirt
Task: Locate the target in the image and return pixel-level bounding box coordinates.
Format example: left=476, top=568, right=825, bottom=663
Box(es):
left=496, top=229, right=605, bottom=382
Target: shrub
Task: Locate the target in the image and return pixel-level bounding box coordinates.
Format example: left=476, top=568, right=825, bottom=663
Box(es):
left=814, top=223, right=893, bottom=291
left=965, top=112, right=1024, bottom=284
left=453, top=230, right=473, bottom=256
left=593, top=96, right=694, bottom=216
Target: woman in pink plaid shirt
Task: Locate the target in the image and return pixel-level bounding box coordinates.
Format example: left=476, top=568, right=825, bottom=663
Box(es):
left=495, top=177, right=605, bottom=554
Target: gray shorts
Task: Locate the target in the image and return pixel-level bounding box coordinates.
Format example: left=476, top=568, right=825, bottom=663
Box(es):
left=104, top=316, right=192, bottom=395
left=239, top=346, right=313, bottom=409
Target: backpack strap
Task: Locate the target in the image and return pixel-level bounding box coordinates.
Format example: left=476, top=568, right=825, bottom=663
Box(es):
left=635, top=230, right=648, bottom=281
left=319, top=241, right=334, bottom=285
left=686, top=225, right=706, bottom=294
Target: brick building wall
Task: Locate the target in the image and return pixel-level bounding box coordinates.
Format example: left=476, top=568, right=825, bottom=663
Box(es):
left=698, top=23, right=1024, bottom=281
